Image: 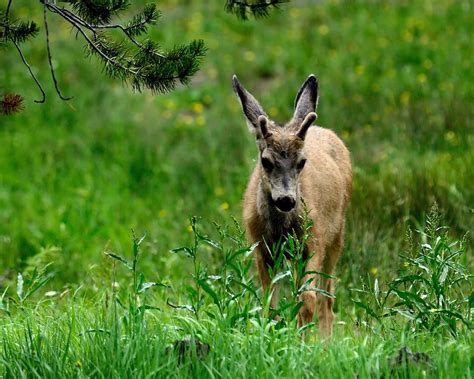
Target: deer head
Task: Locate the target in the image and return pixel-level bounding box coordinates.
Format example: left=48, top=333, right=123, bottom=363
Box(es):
left=233, top=74, right=319, bottom=212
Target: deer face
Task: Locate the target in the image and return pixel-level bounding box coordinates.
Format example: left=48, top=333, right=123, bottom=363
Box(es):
left=233, top=75, right=319, bottom=213
left=258, top=121, right=311, bottom=212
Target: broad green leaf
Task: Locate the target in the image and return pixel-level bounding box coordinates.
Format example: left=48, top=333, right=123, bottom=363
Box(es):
left=298, top=321, right=316, bottom=334
left=271, top=271, right=291, bottom=285
left=166, top=299, right=194, bottom=312
left=104, top=252, right=132, bottom=269
left=197, top=279, right=220, bottom=308
left=138, top=281, right=170, bottom=293
left=303, top=270, right=336, bottom=279
left=305, top=287, right=336, bottom=298
left=169, top=246, right=194, bottom=257
left=390, top=275, right=431, bottom=286
left=352, top=299, right=381, bottom=320
left=16, top=273, right=23, bottom=300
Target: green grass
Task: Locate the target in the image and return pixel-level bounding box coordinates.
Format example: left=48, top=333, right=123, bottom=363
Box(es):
left=1, top=306, right=470, bottom=378
left=0, top=213, right=471, bottom=378
left=0, top=0, right=473, bottom=377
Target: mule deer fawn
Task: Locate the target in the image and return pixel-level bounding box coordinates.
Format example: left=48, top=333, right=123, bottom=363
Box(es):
left=233, top=74, right=352, bottom=337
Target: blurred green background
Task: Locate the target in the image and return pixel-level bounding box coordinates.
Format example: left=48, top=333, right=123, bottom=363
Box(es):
left=1, top=0, right=472, bottom=301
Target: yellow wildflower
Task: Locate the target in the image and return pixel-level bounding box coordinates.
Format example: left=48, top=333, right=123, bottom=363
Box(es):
left=243, top=50, right=256, bottom=62
left=400, top=91, right=411, bottom=105
left=289, top=8, right=300, bottom=18
left=207, top=68, right=218, bottom=79
left=423, top=59, right=433, bottom=70
left=196, top=116, right=206, bottom=126
left=318, top=25, right=329, bottom=36
left=164, top=99, right=175, bottom=110
left=444, top=131, right=456, bottom=142
left=377, top=37, right=388, bottom=48
left=273, top=46, right=283, bottom=57
left=420, top=35, right=429, bottom=45
left=355, top=65, right=365, bottom=76
left=353, top=94, right=362, bottom=103
left=417, top=73, right=427, bottom=83
left=179, top=114, right=194, bottom=126
left=219, top=202, right=230, bottom=211
left=402, top=30, right=413, bottom=42
left=191, top=102, right=204, bottom=113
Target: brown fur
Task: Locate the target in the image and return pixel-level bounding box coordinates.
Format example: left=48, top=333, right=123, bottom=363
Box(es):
left=234, top=75, right=352, bottom=338
left=244, top=127, right=352, bottom=337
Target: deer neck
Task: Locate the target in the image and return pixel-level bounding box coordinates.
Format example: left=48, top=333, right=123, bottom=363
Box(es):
left=256, top=180, right=302, bottom=243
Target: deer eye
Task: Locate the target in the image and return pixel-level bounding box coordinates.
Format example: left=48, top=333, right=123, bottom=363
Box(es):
left=261, top=157, right=274, bottom=172
left=297, top=159, right=307, bottom=171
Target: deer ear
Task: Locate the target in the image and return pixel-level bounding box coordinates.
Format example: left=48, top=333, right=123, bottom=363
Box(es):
left=293, top=74, right=319, bottom=122
left=257, top=115, right=272, bottom=139
left=296, top=112, right=317, bottom=140
left=232, top=75, right=268, bottom=134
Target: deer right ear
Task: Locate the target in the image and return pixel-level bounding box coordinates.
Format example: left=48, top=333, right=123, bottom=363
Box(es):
left=232, top=75, right=268, bottom=135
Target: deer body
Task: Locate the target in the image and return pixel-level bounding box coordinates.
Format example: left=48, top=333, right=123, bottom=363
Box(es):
left=233, top=75, right=352, bottom=337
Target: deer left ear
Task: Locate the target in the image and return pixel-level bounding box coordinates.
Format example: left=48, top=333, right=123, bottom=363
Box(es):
left=293, top=74, right=319, bottom=122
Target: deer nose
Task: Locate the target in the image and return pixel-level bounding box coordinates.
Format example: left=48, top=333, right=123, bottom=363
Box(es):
left=275, top=196, right=296, bottom=212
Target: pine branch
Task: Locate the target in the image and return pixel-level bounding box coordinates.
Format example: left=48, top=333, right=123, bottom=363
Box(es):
left=225, top=0, right=289, bottom=20
left=2, top=19, right=39, bottom=43
left=125, top=4, right=160, bottom=37
left=45, top=0, right=206, bottom=95
left=131, top=39, right=206, bottom=94
left=1, top=0, right=207, bottom=111
left=64, top=0, right=130, bottom=24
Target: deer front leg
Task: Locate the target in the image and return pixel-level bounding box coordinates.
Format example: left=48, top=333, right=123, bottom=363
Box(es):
left=297, top=239, right=333, bottom=338
left=298, top=275, right=317, bottom=327
left=256, top=250, right=279, bottom=313
left=297, top=239, right=322, bottom=333
left=316, top=277, right=334, bottom=338
left=315, top=231, right=344, bottom=338
left=298, top=273, right=333, bottom=338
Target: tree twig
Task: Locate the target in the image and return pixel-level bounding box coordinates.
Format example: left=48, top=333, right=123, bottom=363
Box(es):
left=5, top=0, right=13, bottom=20
left=45, top=2, right=140, bottom=77
left=59, top=6, right=166, bottom=58
left=12, top=39, right=46, bottom=103
left=43, top=1, right=72, bottom=101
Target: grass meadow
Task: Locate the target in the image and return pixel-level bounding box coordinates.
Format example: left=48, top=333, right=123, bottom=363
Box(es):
left=0, top=0, right=473, bottom=377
